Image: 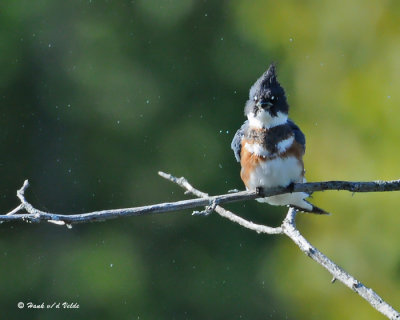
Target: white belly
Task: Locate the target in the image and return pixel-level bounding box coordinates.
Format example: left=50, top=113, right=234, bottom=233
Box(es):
left=247, top=156, right=311, bottom=210
left=247, top=156, right=303, bottom=189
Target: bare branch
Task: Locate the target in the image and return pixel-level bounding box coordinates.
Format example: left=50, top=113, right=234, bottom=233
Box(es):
left=1, top=172, right=399, bottom=318
left=158, top=173, right=400, bottom=198
left=0, top=181, right=258, bottom=224
left=1, top=174, right=400, bottom=225
left=159, top=172, right=283, bottom=234
left=161, top=172, right=400, bottom=320
left=295, top=179, right=400, bottom=194
left=282, top=209, right=400, bottom=320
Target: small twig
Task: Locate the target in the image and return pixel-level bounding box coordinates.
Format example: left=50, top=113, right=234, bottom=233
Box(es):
left=192, top=199, right=219, bottom=216
left=3, top=181, right=31, bottom=218
left=159, top=172, right=282, bottom=234
left=5, top=204, right=23, bottom=216
left=16, top=179, right=30, bottom=203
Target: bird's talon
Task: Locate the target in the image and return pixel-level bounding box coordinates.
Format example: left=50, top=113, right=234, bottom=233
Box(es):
left=287, top=182, right=295, bottom=193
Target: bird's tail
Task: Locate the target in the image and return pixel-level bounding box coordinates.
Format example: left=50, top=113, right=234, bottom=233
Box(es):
left=290, top=201, right=330, bottom=215
left=257, top=191, right=330, bottom=215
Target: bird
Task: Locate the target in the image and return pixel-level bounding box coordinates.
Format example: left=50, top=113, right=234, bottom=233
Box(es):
left=231, top=64, right=328, bottom=214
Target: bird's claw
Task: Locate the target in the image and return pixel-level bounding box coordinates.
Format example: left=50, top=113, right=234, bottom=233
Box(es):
left=287, top=182, right=295, bottom=193
left=256, top=187, right=264, bottom=196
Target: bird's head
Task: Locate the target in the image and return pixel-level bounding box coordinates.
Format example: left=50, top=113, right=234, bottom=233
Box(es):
left=244, top=64, right=289, bottom=129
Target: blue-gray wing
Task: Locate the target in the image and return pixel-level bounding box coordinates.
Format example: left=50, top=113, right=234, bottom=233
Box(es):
left=231, top=121, right=248, bottom=162
left=287, top=119, right=306, bottom=153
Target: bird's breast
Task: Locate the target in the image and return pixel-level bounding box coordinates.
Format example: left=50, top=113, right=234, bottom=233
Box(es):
left=240, top=138, right=304, bottom=190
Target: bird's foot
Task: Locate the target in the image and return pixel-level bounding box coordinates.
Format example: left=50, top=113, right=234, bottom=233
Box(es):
left=287, top=182, right=295, bottom=193
left=256, top=186, right=264, bottom=196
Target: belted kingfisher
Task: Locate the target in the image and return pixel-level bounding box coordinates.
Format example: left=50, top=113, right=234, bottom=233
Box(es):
left=231, top=64, right=327, bottom=214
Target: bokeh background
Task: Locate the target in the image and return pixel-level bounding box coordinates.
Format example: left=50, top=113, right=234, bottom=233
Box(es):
left=1, top=0, right=400, bottom=319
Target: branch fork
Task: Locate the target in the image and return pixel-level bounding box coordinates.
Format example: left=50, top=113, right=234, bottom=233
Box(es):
left=1, top=173, right=400, bottom=319
left=158, top=172, right=400, bottom=320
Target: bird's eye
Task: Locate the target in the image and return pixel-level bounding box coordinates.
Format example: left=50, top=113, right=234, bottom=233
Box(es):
left=270, top=96, right=275, bottom=101
left=253, top=95, right=258, bottom=101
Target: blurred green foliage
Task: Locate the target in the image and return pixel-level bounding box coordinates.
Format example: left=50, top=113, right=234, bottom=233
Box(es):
left=1, top=0, right=400, bottom=319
